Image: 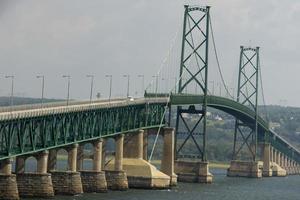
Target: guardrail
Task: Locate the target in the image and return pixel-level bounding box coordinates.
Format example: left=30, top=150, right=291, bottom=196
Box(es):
left=0, top=97, right=168, bottom=121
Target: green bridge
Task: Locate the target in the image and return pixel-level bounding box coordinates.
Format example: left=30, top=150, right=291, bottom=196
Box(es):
left=0, top=4, right=299, bottom=200
left=1, top=94, right=299, bottom=162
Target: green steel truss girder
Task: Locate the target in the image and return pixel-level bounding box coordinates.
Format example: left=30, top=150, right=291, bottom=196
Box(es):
left=175, top=5, right=210, bottom=161
left=233, top=46, right=260, bottom=161
left=0, top=102, right=166, bottom=160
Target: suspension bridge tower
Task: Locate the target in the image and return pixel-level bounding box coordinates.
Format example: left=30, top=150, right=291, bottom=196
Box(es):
left=171, top=5, right=213, bottom=183
left=227, top=46, right=266, bottom=177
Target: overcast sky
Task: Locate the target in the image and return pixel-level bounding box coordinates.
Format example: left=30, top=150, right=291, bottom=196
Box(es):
left=0, top=0, right=299, bottom=106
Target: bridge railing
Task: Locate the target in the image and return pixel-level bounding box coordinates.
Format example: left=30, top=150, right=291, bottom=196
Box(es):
left=0, top=98, right=126, bottom=113
left=0, top=98, right=168, bottom=121
left=0, top=98, right=168, bottom=160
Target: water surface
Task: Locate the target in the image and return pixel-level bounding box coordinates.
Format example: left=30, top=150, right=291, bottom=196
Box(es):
left=39, top=169, right=300, bottom=200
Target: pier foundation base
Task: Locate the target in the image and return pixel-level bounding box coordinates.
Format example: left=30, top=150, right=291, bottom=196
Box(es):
left=227, top=160, right=262, bottom=178
left=16, top=173, right=54, bottom=198
left=174, top=160, right=213, bottom=183
left=51, top=171, right=83, bottom=195
left=0, top=174, right=19, bottom=200
left=271, top=162, right=287, bottom=177
left=80, top=171, right=107, bottom=193
left=105, top=170, right=128, bottom=190
left=106, top=158, right=171, bottom=189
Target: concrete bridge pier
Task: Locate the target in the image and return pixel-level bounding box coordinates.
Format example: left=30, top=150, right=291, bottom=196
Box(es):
left=161, top=127, right=177, bottom=186
left=283, top=155, right=288, bottom=172
left=143, top=130, right=148, bottom=160
left=50, top=144, right=83, bottom=195
left=106, top=128, right=176, bottom=189
left=227, top=160, right=262, bottom=178
left=288, top=159, right=294, bottom=175
left=293, top=161, right=299, bottom=174
left=0, top=158, right=19, bottom=200
left=16, top=151, right=54, bottom=198
left=79, top=139, right=107, bottom=193
left=262, top=144, right=272, bottom=177
left=105, top=134, right=128, bottom=190
left=270, top=150, right=286, bottom=177
left=175, top=159, right=213, bottom=183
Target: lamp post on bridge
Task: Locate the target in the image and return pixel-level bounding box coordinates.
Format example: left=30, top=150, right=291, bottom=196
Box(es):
left=62, top=75, right=71, bottom=106
left=152, top=75, right=159, bottom=94
left=105, top=75, right=112, bottom=102
left=173, top=77, right=177, bottom=94
left=123, top=74, right=130, bottom=98
left=161, top=77, right=165, bottom=93
left=210, top=81, right=215, bottom=95
left=86, top=74, right=94, bottom=104
left=217, top=82, right=222, bottom=96
left=5, top=75, right=14, bottom=108
left=36, top=75, right=45, bottom=108
left=138, top=75, right=144, bottom=96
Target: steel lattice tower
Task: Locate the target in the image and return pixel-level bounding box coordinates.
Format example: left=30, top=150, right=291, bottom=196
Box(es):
left=175, top=5, right=210, bottom=161
left=232, top=46, right=260, bottom=161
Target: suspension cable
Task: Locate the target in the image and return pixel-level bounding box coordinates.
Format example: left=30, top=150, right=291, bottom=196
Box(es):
left=209, top=14, right=233, bottom=99
left=258, top=56, right=270, bottom=123
left=145, top=24, right=181, bottom=93
left=148, top=60, right=190, bottom=162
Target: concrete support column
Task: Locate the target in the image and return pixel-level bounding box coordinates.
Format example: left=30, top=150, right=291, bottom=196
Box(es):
left=47, top=149, right=57, bottom=172
left=278, top=152, right=282, bottom=167
left=123, top=130, right=144, bottom=159
left=0, top=158, right=12, bottom=175
left=161, top=127, right=177, bottom=186
left=101, top=139, right=106, bottom=170
left=294, top=161, right=298, bottom=174
left=274, top=150, right=279, bottom=164
left=288, top=159, right=293, bottom=174
left=106, top=130, right=171, bottom=189
left=93, top=139, right=103, bottom=172
left=15, top=157, right=25, bottom=174
left=0, top=158, right=19, bottom=200
left=115, top=134, right=124, bottom=171
left=105, top=134, right=128, bottom=190
left=16, top=152, right=54, bottom=198
left=136, top=130, right=144, bottom=159
left=143, top=130, right=148, bottom=160
left=284, top=155, right=288, bottom=170
left=51, top=144, right=83, bottom=195
left=272, top=147, right=277, bottom=163
left=80, top=139, right=107, bottom=193
left=68, top=144, right=78, bottom=172
left=37, top=151, right=48, bottom=174
left=77, top=145, right=84, bottom=171
left=270, top=147, right=273, bottom=163
left=262, top=143, right=272, bottom=177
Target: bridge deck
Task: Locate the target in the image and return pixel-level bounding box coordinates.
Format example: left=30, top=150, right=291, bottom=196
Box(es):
left=0, top=98, right=167, bottom=121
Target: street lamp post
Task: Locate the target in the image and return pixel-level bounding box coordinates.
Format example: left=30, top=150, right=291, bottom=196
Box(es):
left=161, top=78, right=165, bottom=93
left=105, top=75, right=112, bottom=101
left=174, top=77, right=177, bottom=93
left=217, top=82, right=222, bottom=96
left=138, top=75, right=144, bottom=96
left=62, top=75, right=71, bottom=106
left=5, top=75, right=14, bottom=108
left=123, top=75, right=130, bottom=98
left=210, top=81, right=215, bottom=95
left=86, top=75, right=94, bottom=103
left=36, top=75, right=45, bottom=108
left=152, top=75, right=159, bottom=94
